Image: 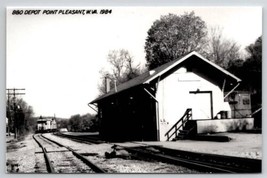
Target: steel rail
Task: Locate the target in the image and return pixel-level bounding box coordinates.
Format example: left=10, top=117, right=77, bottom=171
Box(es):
left=121, top=145, right=261, bottom=173
left=32, top=134, right=55, bottom=173
left=150, top=145, right=262, bottom=173
left=40, top=134, right=106, bottom=173
left=57, top=133, right=105, bottom=144
left=121, top=146, right=235, bottom=173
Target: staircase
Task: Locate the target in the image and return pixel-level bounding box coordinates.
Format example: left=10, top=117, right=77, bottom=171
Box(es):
left=165, top=108, right=196, bottom=141
left=176, top=120, right=197, bottom=140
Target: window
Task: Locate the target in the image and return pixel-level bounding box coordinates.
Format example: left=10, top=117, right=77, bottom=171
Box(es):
left=243, top=98, right=250, bottom=105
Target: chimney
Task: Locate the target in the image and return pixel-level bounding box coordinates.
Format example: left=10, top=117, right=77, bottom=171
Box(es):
left=105, top=76, right=111, bottom=93
left=114, top=79, right=117, bottom=92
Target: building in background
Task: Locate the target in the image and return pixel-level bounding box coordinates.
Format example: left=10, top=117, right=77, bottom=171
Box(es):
left=36, top=116, right=57, bottom=133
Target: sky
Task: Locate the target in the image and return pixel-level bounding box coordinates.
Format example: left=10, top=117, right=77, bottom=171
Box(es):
left=6, top=7, right=262, bottom=118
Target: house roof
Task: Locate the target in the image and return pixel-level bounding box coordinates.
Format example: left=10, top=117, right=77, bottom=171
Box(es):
left=90, top=51, right=241, bottom=104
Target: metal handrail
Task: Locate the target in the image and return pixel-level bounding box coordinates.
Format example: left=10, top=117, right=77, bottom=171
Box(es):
left=165, top=108, right=192, bottom=141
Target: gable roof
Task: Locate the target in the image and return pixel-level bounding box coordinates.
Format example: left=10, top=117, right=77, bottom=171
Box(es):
left=90, top=51, right=241, bottom=104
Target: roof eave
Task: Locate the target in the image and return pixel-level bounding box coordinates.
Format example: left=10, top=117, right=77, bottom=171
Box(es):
left=144, top=52, right=196, bottom=84
left=90, top=51, right=242, bottom=104
left=89, top=83, right=144, bottom=104
left=144, top=51, right=242, bottom=84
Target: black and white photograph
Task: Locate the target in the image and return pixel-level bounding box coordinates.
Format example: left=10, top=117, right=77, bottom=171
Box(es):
left=6, top=6, right=262, bottom=174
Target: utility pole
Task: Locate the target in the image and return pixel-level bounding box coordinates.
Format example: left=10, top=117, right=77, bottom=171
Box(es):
left=6, top=88, right=25, bottom=139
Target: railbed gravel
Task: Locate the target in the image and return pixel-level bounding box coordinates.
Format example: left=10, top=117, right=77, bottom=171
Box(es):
left=47, top=151, right=94, bottom=173
left=37, top=135, right=94, bottom=173
left=44, top=133, right=200, bottom=173
left=6, top=132, right=262, bottom=173
left=6, top=134, right=37, bottom=173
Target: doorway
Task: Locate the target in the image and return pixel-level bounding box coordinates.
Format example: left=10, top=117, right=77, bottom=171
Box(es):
left=189, top=90, right=213, bottom=119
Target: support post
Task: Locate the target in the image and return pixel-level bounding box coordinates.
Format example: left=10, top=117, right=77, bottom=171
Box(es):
left=144, top=88, right=160, bottom=141
left=224, top=83, right=240, bottom=99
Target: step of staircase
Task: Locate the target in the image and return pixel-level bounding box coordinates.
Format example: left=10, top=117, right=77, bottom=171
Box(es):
left=175, top=129, right=190, bottom=140
left=179, top=130, right=190, bottom=134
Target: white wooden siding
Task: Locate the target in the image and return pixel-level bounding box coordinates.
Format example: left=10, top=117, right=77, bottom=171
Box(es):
left=156, top=68, right=230, bottom=141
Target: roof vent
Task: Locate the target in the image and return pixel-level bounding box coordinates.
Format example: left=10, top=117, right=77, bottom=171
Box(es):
left=149, top=70, right=155, bottom=75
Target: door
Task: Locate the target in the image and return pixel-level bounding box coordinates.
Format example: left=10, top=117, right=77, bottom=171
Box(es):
left=190, top=91, right=213, bottom=119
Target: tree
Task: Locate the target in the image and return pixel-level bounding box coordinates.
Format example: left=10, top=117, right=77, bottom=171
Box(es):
left=16, top=98, right=34, bottom=123
left=243, top=36, right=262, bottom=106
left=69, top=114, right=81, bottom=131
left=6, top=97, right=34, bottom=137
left=228, top=36, right=262, bottom=93
left=80, top=114, right=93, bottom=131
left=98, top=49, right=144, bottom=94
left=205, top=27, right=241, bottom=69
left=145, top=11, right=208, bottom=69
left=68, top=113, right=99, bottom=132
left=56, top=118, right=69, bottom=130
left=244, top=36, right=262, bottom=73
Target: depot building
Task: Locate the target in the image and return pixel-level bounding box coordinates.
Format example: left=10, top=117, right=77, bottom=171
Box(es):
left=89, top=51, right=254, bottom=141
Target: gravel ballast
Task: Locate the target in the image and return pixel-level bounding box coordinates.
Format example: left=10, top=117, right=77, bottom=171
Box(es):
left=6, top=132, right=262, bottom=173
left=44, top=133, right=200, bottom=173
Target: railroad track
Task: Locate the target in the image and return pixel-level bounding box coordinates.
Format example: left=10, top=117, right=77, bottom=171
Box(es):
left=151, top=145, right=261, bottom=173
left=33, top=134, right=106, bottom=173
left=120, top=145, right=261, bottom=173
left=57, top=132, right=261, bottom=173
left=55, top=132, right=105, bottom=144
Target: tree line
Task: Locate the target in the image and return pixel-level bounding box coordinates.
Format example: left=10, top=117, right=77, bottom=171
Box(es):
left=6, top=97, right=99, bottom=136
left=6, top=97, right=35, bottom=138
left=57, top=114, right=99, bottom=132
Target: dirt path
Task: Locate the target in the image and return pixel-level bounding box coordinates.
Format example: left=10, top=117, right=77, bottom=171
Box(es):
left=6, top=134, right=39, bottom=173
